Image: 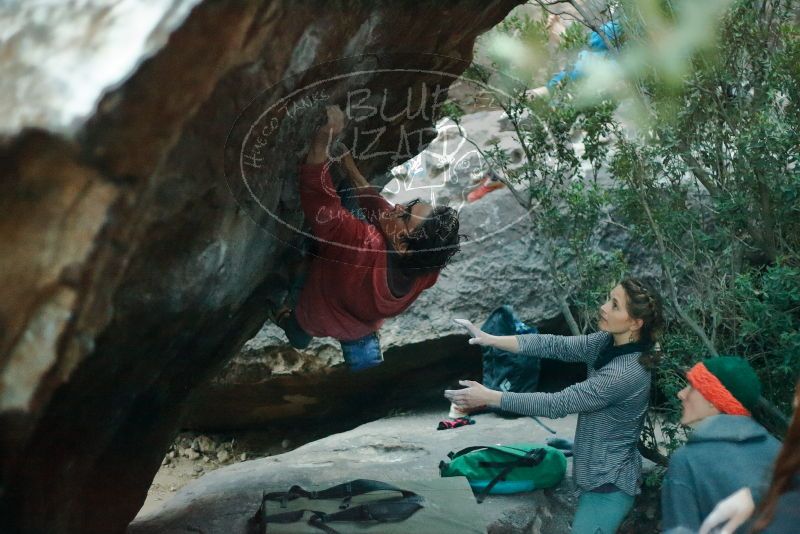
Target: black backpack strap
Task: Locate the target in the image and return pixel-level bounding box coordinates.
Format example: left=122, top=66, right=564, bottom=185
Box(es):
left=259, top=495, right=424, bottom=534
left=441, top=446, right=539, bottom=476
left=447, top=445, right=496, bottom=460
left=250, top=481, right=424, bottom=534
left=447, top=445, right=541, bottom=465
left=442, top=446, right=490, bottom=474
left=310, top=493, right=425, bottom=526
left=478, top=455, right=544, bottom=468
left=475, top=448, right=546, bottom=504
left=259, top=478, right=416, bottom=512
left=264, top=479, right=415, bottom=501
left=314, top=479, right=418, bottom=501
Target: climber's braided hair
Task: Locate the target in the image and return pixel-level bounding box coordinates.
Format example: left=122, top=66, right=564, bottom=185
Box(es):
left=620, top=277, right=665, bottom=369
left=397, top=204, right=464, bottom=275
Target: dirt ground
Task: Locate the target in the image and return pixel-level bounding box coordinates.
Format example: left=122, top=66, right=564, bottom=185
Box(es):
left=140, top=425, right=330, bottom=516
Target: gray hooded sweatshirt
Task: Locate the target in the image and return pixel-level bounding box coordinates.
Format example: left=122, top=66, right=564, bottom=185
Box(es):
left=661, top=414, right=780, bottom=533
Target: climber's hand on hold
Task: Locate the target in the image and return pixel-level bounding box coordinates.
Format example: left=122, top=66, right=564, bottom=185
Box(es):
left=317, top=105, right=345, bottom=140
left=307, top=106, right=346, bottom=164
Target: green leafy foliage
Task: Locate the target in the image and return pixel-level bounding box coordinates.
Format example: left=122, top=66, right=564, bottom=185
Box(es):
left=614, top=0, right=800, bottom=421
left=453, top=1, right=800, bottom=451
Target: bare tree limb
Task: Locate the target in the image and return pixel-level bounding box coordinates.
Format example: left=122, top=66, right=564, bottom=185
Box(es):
left=544, top=243, right=582, bottom=336
left=453, top=122, right=533, bottom=211
left=637, top=440, right=668, bottom=468
left=530, top=0, right=617, bottom=50
left=676, top=142, right=720, bottom=196
left=557, top=292, right=582, bottom=335
left=633, top=174, right=720, bottom=357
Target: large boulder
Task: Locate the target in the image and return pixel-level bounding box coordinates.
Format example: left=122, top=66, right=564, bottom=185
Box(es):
left=0, top=2, right=524, bottom=533
left=130, top=410, right=581, bottom=534
left=131, top=410, right=660, bottom=533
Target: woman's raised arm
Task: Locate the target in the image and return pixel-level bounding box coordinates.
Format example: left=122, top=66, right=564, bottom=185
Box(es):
left=453, top=319, right=519, bottom=352
left=453, top=318, right=609, bottom=365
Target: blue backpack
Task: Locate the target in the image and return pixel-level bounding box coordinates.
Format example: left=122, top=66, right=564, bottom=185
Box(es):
left=481, top=306, right=539, bottom=415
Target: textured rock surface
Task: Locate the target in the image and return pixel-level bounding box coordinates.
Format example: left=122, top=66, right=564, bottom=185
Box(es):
left=184, top=332, right=485, bottom=430
left=0, top=2, right=523, bottom=533
left=0, top=0, right=202, bottom=135
left=130, top=410, right=580, bottom=534
left=133, top=410, right=660, bottom=533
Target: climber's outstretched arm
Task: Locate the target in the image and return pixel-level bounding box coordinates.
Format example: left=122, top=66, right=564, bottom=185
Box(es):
left=306, top=106, right=345, bottom=165
left=338, top=152, right=391, bottom=221
left=341, top=152, right=370, bottom=188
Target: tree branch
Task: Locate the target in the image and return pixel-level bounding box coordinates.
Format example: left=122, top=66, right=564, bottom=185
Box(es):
left=637, top=440, right=668, bottom=467
left=453, top=120, right=533, bottom=211
left=544, top=245, right=582, bottom=336
left=633, top=174, right=720, bottom=356
left=676, top=142, right=720, bottom=196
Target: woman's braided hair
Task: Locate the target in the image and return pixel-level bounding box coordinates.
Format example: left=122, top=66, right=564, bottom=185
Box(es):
left=620, top=277, right=665, bottom=369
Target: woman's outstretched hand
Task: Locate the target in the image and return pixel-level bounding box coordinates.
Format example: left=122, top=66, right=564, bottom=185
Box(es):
left=444, top=380, right=502, bottom=411
left=453, top=319, right=494, bottom=346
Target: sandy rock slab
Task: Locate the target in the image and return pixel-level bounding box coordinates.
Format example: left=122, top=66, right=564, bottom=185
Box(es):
left=130, top=410, right=579, bottom=534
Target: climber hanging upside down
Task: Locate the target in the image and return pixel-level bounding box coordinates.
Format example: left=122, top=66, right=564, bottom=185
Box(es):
left=271, top=106, right=463, bottom=371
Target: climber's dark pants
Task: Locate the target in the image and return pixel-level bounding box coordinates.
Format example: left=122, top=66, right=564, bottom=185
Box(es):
left=281, top=311, right=313, bottom=349
left=281, top=308, right=383, bottom=372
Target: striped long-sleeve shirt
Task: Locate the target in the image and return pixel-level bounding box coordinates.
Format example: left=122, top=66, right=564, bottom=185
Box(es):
left=500, top=332, right=651, bottom=497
